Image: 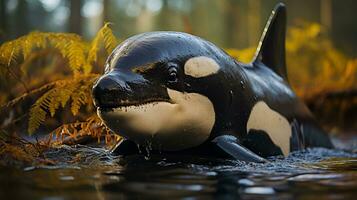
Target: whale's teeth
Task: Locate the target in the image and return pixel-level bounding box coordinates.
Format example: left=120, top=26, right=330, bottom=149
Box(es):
left=119, top=99, right=130, bottom=104
left=111, top=101, right=165, bottom=112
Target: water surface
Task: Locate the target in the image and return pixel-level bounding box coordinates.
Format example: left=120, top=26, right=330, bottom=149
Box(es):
left=1, top=139, right=356, bottom=200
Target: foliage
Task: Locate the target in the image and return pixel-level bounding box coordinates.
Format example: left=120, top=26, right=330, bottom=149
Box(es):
left=226, top=22, right=357, bottom=98
left=0, top=23, right=118, bottom=142
left=0, top=131, right=54, bottom=166
left=51, top=115, right=121, bottom=146
left=88, top=22, right=118, bottom=64
left=0, top=32, right=88, bottom=74
left=28, top=74, right=98, bottom=134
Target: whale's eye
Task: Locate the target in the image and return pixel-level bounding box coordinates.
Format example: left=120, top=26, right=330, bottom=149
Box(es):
left=168, top=67, right=178, bottom=83
left=167, top=62, right=179, bottom=84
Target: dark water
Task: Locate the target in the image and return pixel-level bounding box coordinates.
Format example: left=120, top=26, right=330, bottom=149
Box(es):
left=1, top=140, right=357, bottom=200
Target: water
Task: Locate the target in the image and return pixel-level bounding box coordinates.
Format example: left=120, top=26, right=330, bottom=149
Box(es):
left=0, top=141, right=357, bottom=199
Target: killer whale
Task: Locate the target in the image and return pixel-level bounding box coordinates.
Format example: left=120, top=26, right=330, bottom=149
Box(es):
left=92, top=3, right=333, bottom=162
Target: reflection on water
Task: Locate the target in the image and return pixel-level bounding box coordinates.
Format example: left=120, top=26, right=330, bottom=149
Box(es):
left=0, top=145, right=357, bottom=199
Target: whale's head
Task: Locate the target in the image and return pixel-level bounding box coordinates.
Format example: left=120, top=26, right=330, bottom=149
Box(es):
left=92, top=32, right=235, bottom=151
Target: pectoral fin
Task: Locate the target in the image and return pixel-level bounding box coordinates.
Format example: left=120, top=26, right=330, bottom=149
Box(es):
left=212, top=135, right=268, bottom=163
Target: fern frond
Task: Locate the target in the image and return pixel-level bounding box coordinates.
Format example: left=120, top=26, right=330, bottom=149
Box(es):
left=0, top=41, right=21, bottom=66
left=88, top=22, right=117, bottom=65
left=1, top=24, right=118, bottom=77
left=0, top=32, right=88, bottom=74
left=51, top=33, right=87, bottom=73
left=1, top=27, right=118, bottom=134
left=88, top=33, right=101, bottom=64
left=101, top=23, right=118, bottom=54
left=0, top=32, right=48, bottom=67
left=60, top=87, right=75, bottom=108
left=71, top=75, right=98, bottom=115
left=1, top=79, right=69, bottom=109
left=71, top=84, right=89, bottom=116
left=28, top=82, right=72, bottom=134
left=28, top=94, right=50, bottom=134
left=27, top=74, right=99, bottom=134
left=51, top=115, right=121, bottom=146
left=22, top=38, right=32, bottom=60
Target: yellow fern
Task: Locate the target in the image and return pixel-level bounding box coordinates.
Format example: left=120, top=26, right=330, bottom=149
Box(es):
left=0, top=40, right=21, bottom=66
left=28, top=94, right=51, bottom=134
left=1, top=23, right=120, bottom=135
left=21, top=32, right=47, bottom=60
left=0, top=23, right=121, bottom=147
left=70, top=80, right=93, bottom=116
left=102, top=23, right=118, bottom=53
left=88, top=22, right=118, bottom=64
left=226, top=48, right=255, bottom=63
left=1, top=23, right=118, bottom=76
left=28, top=74, right=99, bottom=134
left=28, top=83, right=71, bottom=134
left=226, top=22, right=355, bottom=98
left=0, top=32, right=88, bottom=74
left=51, top=115, right=121, bottom=146
left=50, top=33, right=87, bottom=73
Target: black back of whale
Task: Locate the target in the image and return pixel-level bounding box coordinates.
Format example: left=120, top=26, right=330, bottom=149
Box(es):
left=95, top=3, right=333, bottom=160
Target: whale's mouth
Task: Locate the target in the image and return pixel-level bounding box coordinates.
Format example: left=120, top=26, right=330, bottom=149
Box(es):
left=97, top=100, right=178, bottom=147
left=97, top=98, right=172, bottom=112
left=96, top=89, right=216, bottom=151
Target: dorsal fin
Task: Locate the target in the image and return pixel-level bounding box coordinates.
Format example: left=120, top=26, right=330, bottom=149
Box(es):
left=253, top=3, right=287, bottom=79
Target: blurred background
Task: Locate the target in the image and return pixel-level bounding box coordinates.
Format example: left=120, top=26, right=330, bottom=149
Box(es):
left=1, top=0, right=357, bottom=57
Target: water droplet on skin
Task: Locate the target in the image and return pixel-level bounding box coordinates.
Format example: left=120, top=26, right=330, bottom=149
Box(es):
left=229, top=90, right=234, bottom=106
left=137, top=144, right=142, bottom=154
left=244, top=187, right=275, bottom=194
left=240, top=81, right=245, bottom=89
left=143, top=140, right=153, bottom=160
left=59, top=176, right=75, bottom=181
left=158, top=143, right=163, bottom=154
left=238, top=178, right=254, bottom=186
left=144, top=147, right=151, bottom=160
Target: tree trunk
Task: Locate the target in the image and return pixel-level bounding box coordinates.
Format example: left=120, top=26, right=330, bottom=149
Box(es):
left=103, top=0, right=110, bottom=23
left=16, top=0, right=28, bottom=37
left=0, top=0, right=6, bottom=42
left=320, top=0, right=332, bottom=32
left=69, top=0, right=82, bottom=34
left=247, top=0, right=261, bottom=47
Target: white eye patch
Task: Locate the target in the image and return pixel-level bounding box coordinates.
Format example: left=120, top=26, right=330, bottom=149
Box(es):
left=246, top=101, right=292, bottom=156
left=184, top=56, right=220, bottom=78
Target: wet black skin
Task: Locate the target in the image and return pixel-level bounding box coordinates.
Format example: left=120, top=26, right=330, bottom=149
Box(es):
left=92, top=3, right=333, bottom=159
